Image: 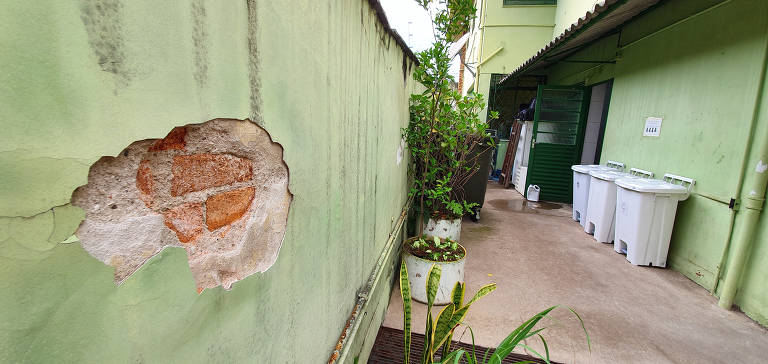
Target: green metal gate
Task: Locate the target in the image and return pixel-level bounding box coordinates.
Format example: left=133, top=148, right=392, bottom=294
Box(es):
left=525, top=85, right=590, bottom=203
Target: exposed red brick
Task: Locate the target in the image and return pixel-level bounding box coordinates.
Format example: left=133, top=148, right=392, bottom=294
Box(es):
left=136, top=159, right=154, bottom=199
left=149, top=127, right=187, bottom=152
left=171, top=154, right=253, bottom=196
left=163, top=202, right=204, bottom=243
left=205, top=187, right=255, bottom=231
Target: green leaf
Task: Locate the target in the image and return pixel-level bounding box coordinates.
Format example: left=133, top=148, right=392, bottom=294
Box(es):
left=466, top=283, right=497, bottom=306
left=423, top=264, right=442, bottom=362
left=538, top=333, right=550, bottom=363
left=436, top=349, right=467, bottom=364
left=488, top=306, right=558, bottom=363
left=399, top=261, right=412, bottom=364
left=566, top=305, right=591, bottom=353
left=451, top=281, right=465, bottom=308
left=432, top=304, right=456, bottom=353
left=516, top=343, right=549, bottom=364
left=432, top=305, right=470, bottom=350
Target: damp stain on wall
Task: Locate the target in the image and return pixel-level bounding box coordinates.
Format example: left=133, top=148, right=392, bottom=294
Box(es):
left=246, top=0, right=263, bottom=124
left=191, top=0, right=209, bottom=88
left=71, top=119, right=292, bottom=291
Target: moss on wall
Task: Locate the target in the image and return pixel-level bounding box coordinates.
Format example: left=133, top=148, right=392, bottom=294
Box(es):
left=0, top=0, right=415, bottom=362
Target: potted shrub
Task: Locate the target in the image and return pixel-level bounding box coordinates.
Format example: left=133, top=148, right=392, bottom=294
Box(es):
left=402, top=235, right=466, bottom=304
left=402, top=0, right=497, bottom=302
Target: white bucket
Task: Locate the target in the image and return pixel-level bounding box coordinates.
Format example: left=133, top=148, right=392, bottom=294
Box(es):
left=527, top=185, right=541, bottom=202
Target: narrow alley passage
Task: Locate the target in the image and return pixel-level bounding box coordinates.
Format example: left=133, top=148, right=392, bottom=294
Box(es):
left=383, top=183, right=768, bottom=363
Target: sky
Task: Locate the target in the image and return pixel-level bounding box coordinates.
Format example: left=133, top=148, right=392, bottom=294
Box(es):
left=379, top=0, right=436, bottom=52
left=379, top=0, right=462, bottom=78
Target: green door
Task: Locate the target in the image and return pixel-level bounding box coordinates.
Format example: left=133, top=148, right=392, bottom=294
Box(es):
left=525, top=85, right=590, bottom=203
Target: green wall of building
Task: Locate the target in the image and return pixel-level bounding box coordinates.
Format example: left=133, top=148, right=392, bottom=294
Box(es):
left=0, top=0, right=414, bottom=362
left=539, top=0, right=768, bottom=325
left=470, top=0, right=556, bottom=121
left=552, top=0, right=602, bottom=37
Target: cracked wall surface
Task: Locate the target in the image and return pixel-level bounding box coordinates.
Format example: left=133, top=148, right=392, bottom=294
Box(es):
left=72, top=119, right=291, bottom=291
left=0, top=0, right=416, bottom=362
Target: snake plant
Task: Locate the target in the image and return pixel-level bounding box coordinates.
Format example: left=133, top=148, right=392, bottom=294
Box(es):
left=399, top=260, right=496, bottom=364
left=399, top=260, right=590, bottom=364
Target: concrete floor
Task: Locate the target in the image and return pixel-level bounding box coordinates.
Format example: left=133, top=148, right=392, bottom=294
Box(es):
left=382, top=183, right=768, bottom=363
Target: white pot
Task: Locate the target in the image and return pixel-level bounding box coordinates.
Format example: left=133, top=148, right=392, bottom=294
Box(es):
left=424, top=217, right=461, bottom=241
left=403, top=239, right=466, bottom=305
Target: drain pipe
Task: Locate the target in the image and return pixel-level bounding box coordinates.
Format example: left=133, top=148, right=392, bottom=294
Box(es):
left=717, top=32, right=768, bottom=309
left=718, top=135, right=768, bottom=309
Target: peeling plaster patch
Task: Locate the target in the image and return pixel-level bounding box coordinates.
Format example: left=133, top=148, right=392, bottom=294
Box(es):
left=396, top=138, right=405, bottom=165
left=71, top=119, right=292, bottom=290
left=0, top=203, right=84, bottom=259
left=49, top=204, right=86, bottom=243
left=60, top=235, right=80, bottom=244
left=756, top=160, right=767, bottom=173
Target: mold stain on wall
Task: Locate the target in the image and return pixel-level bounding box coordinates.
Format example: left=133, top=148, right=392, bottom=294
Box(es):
left=79, top=0, right=134, bottom=88
left=71, top=119, right=292, bottom=291
left=246, top=0, right=263, bottom=124
left=191, top=0, right=209, bottom=88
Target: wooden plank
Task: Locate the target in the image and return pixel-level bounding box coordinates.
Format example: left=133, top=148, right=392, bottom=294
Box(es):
left=500, top=121, right=523, bottom=188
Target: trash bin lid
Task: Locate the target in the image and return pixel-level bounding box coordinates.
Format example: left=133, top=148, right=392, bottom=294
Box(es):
left=589, top=170, right=633, bottom=181
left=572, top=164, right=613, bottom=173
left=615, top=178, right=689, bottom=194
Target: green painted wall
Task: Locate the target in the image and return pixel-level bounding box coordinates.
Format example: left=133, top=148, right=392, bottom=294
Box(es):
left=735, top=30, right=768, bottom=326
left=0, top=0, right=415, bottom=362
left=540, top=0, right=768, bottom=325
left=470, top=0, right=555, bottom=120
left=552, top=0, right=602, bottom=37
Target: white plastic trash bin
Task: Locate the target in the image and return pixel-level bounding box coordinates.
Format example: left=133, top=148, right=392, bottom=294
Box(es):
left=571, top=161, right=623, bottom=227
left=614, top=174, right=694, bottom=267
left=584, top=168, right=653, bottom=243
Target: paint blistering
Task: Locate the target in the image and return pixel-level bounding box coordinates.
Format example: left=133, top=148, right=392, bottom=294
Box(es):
left=71, top=119, right=292, bottom=291
left=755, top=160, right=767, bottom=174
